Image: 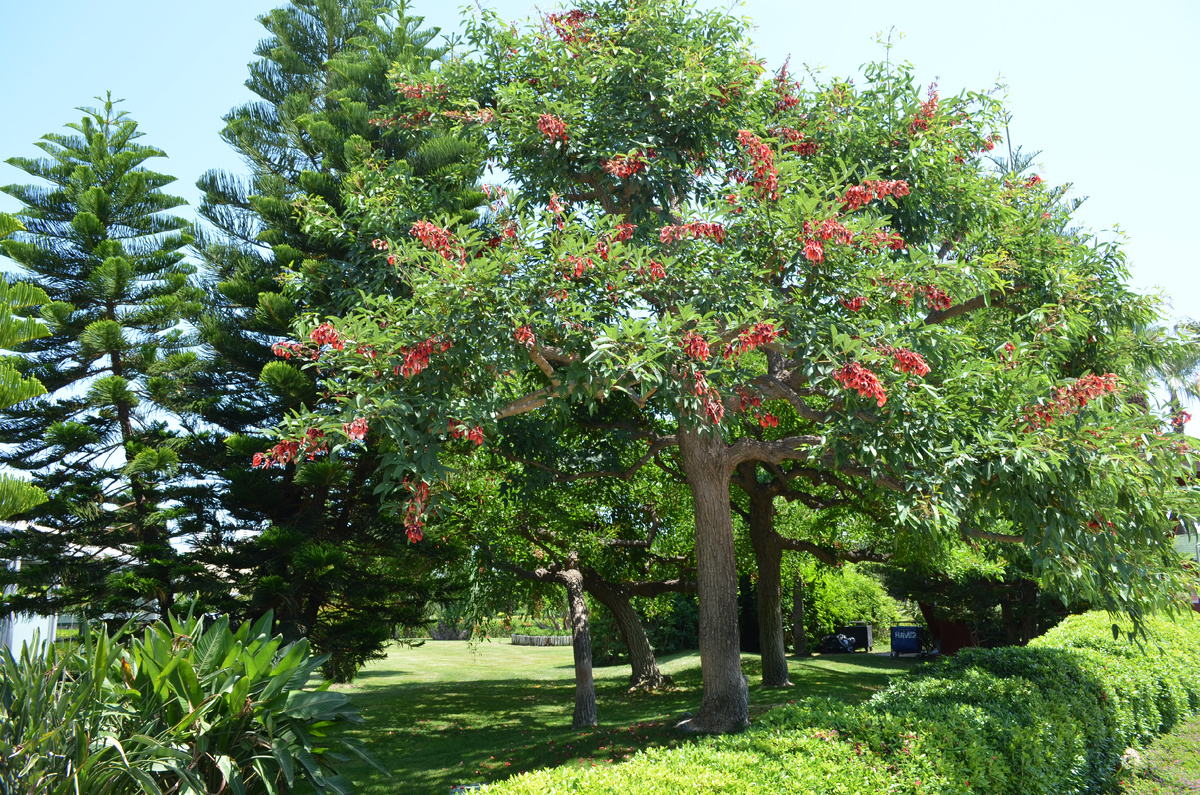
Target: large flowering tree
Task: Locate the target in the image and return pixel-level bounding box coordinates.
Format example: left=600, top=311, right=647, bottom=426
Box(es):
left=270, top=0, right=1197, bottom=732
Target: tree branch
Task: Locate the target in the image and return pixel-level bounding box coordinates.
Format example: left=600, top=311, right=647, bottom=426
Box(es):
left=924, top=285, right=1028, bottom=326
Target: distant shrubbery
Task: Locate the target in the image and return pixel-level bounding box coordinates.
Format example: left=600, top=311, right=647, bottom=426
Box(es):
left=0, top=614, right=373, bottom=795
left=488, top=611, right=1200, bottom=794
left=796, top=564, right=903, bottom=644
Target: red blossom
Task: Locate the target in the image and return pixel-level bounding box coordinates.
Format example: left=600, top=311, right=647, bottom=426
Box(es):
left=397, top=337, right=452, bottom=378
left=876, top=345, right=931, bottom=377
left=394, top=81, right=447, bottom=100
left=403, top=479, right=431, bottom=542
left=842, top=297, right=868, bottom=312
left=681, top=331, right=711, bottom=361
left=272, top=341, right=308, bottom=360
left=603, top=150, right=656, bottom=179
left=1022, top=373, right=1121, bottom=430
left=817, top=218, right=854, bottom=245
left=737, top=129, right=779, bottom=201
left=442, top=108, right=495, bottom=124
left=769, top=126, right=818, bottom=156
left=659, top=221, right=726, bottom=244
left=410, top=220, right=463, bottom=262
left=514, top=325, right=536, bottom=348
left=310, top=323, right=345, bottom=351
left=803, top=238, right=824, bottom=263
left=722, top=322, right=780, bottom=360
left=833, top=362, right=887, bottom=407
left=343, top=418, right=369, bottom=441
left=645, top=259, right=667, bottom=281
left=537, top=113, right=569, bottom=144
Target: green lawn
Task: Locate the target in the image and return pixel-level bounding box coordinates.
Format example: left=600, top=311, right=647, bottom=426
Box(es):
left=1116, top=712, right=1200, bottom=794
left=334, top=640, right=919, bottom=794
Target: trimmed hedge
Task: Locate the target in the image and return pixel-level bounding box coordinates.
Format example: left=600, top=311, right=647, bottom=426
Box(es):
left=487, top=612, right=1200, bottom=794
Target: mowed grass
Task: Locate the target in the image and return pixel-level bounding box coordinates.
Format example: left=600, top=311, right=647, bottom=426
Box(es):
left=334, top=640, right=919, bottom=794
left=1116, top=712, right=1200, bottom=794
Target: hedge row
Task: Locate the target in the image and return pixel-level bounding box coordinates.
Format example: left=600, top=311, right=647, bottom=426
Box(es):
left=488, top=612, right=1200, bottom=795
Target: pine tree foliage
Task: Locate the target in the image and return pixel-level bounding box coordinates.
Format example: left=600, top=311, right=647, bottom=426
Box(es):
left=177, top=0, right=480, bottom=679
left=0, top=97, right=202, bottom=619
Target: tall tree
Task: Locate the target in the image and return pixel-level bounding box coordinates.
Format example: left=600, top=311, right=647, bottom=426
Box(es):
left=0, top=97, right=199, bottom=619
left=274, top=0, right=1199, bottom=734
left=178, top=0, right=483, bottom=678
left=0, top=213, right=49, bottom=520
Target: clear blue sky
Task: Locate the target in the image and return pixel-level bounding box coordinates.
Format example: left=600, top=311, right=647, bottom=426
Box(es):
left=2, top=0, right=1197, bottom=410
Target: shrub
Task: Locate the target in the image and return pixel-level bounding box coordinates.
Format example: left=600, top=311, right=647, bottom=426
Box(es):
left=0, top=613, right=376, bottom=794
left=487, top=611, right=1200, bottom=794
left=798, top=564, right=902, bottom=644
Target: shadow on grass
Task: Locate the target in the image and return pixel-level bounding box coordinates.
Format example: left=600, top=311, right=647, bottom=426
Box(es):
left=336, top=646, right=918, bottom=795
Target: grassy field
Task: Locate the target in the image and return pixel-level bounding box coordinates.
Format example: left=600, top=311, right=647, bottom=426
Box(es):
left=335, top=640, right=919, bottom=794
left=1116, top=712, right=1200, bottom=794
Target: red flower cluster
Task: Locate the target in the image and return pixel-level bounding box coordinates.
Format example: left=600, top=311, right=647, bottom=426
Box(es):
left=1022, top=373, right=1121, bottom=430
left=397, top=337, right=452, bottom=378
left=538, top=114, right=569, bottom=144
left=272, top=341, right=310, bottom=360
left=640, top=259, right=667, bottom=281
left=659, top=221, right=726, bottom=244
left=833, top=362, right=887, bottom=407
left=563, top=254, right=594, bottom=279
left=1025, top=174, right=1044, bottom=187
left=690, top=371, right=725, bottom=424
left=908, top=86, right=939, bottom=136
left=548, top=193, right=566, bottom=230
left=723, top=322, right=780, bottom=360
left=403, top=479, right=430, bottom=542
left=817, top=218, right=854, bottom=245
left=611, top=223, right=636, bottom=242
left=449, top=422, right=486, bottom=446
left=371, top=238, right=389, bottom=250
left=394, top=82, right=447, bottom=100
left=681, top=331, right=711, bottom=361
left=514, top=325, right=536, bottom=348
left=252, top=426, right=329, bottom=469
left=1173, top=410, right=1193, bottom=431
left=865, top=229, right=907, bottom=251
left=411, top=220, right=462, bottom=262
left=603, top=150, right=655, bottom=179
left=769, top=126, right=818, bottom=156
left=343, top=418, right=369, bottom=441
left=842, top=180, right=910, bottom=211
left=875, top=278, right=952, bottom=310
left=545, top=9, right=596, bottom=46
left=369, top=110, right=433, bottom=129
left=757, top=412, right=779, bottom=428
left=875, top=345, right=931, bottom=377
left=442, top=108, right=495, bottom=124
left=803, top=238, right=824, bottom=263
left=773, top=61, right=801, bottom=113
left=842, top=297, right=868, bottom=312
left=310, top=323, right=345, bottom=350
left=737, top=130, right=779, bottom=201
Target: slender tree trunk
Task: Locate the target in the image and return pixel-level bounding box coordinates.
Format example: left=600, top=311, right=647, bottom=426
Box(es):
left=583, top=570, right=670, bottom=691
left=793, top=577, right=808, bottom=657
left=562, top=569, right=598, bottom=729
left=739, top=462, right=790, bottom=687
left=677, top=425, right=748, bottom=734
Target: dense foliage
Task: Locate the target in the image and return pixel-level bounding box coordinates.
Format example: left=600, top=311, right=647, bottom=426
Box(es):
left=0, top=613, right=373, bottom=794
left=275, top=0, right=1200, bottom=730
left=486, top=611, right=1200, bottom=794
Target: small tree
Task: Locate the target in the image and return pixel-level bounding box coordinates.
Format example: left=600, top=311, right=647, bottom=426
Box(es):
left=0, top=97, right=199, bottom=619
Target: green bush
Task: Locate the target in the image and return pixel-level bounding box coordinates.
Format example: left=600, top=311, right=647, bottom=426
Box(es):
left=0, top=613, right=377, bottom=794
left=798, top=564, right=902, bottom=644
left=487, top=611, right=1200, bottom=794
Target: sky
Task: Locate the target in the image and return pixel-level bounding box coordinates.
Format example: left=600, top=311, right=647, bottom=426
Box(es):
left=1, top=0, right=1197, bottom=414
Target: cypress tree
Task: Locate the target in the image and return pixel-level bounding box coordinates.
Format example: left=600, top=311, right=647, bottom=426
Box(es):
left=180, top=0, right=483, bottom=678
left=0, top=97, right=201, bottom=619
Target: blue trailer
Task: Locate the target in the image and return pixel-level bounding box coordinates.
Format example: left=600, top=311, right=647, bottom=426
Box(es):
left=890, top=625, right=929, bottom=657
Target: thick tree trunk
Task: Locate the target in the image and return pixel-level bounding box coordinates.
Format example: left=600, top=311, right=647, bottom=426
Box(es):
left=583, top=570, right=670, bottom=691
left=740, top=462, right=791, bottom=688
left=562, top=569, right=598, bottom=729
left=677, top=426, right=748, bottom=734
left=793, top=577, right=808, bottom=657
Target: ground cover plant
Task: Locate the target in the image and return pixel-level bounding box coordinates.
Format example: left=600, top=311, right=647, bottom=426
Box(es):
left=334, top=640, right=913, bottom=794
left=477, top=612, right=1200, bottom=795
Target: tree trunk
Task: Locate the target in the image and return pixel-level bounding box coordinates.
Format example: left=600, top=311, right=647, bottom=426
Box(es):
left=677, top=425, right=748, bottom=734
left=562, top=569, right=598, bottom=729
left=583, top=569, right=670, bottom=691
left=793, top=577, right=808, bottom=657
left=740, top=462, right=790, bottom=688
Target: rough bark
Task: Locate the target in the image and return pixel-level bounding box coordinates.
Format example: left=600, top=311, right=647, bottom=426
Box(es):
left=562, top=569, right=598, bottom=729
left=739, top=462, right=791, bottom=687
left=677, top=425, right=749, bottom=734
left=583, top=569, right=671, bottom=691
left=793, top=577, right=808, bottom=657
